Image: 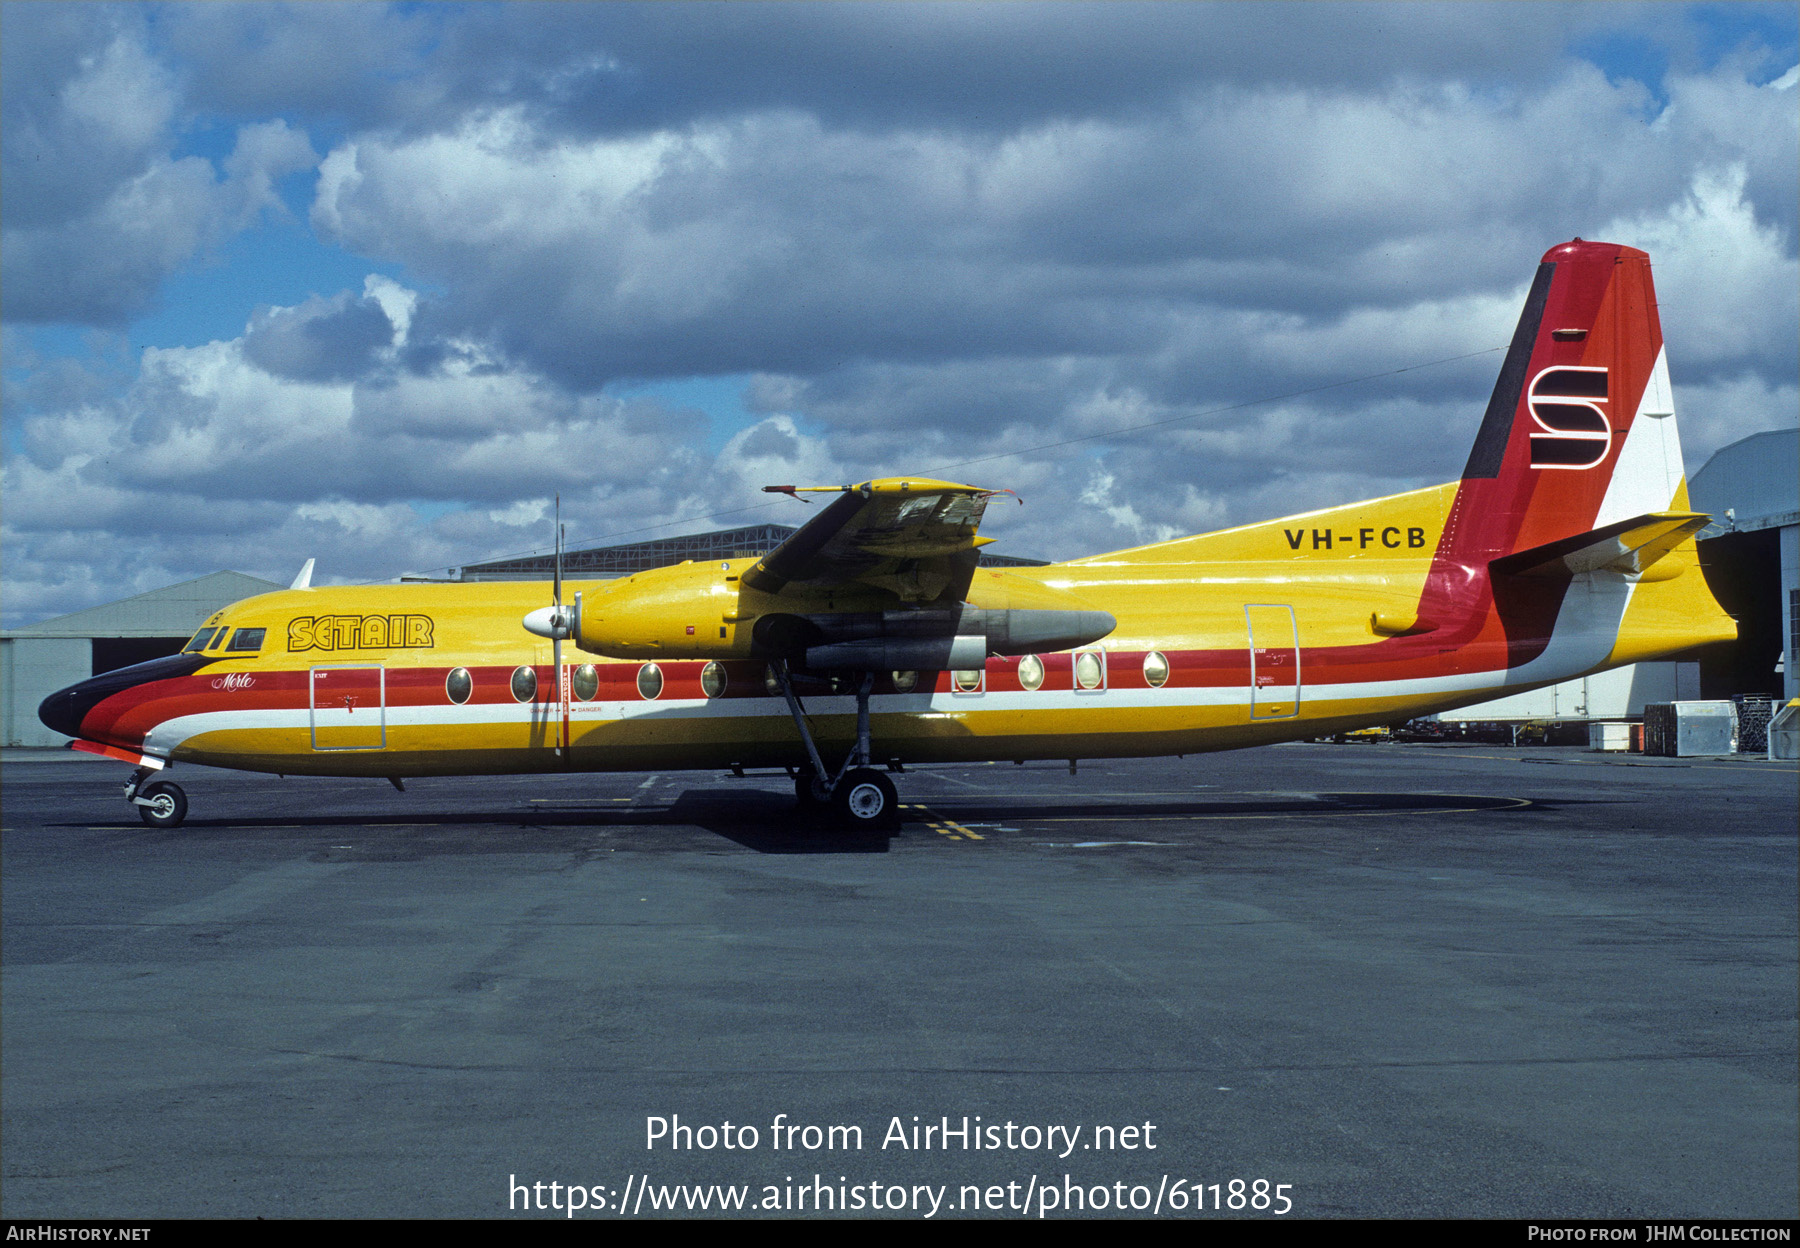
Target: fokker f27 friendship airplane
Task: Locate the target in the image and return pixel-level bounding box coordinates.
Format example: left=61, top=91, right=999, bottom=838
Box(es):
left=40, top=240, right=1736, bottom=830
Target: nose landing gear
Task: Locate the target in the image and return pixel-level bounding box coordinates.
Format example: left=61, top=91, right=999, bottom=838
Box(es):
left=126, top=768, right=187, bottom=828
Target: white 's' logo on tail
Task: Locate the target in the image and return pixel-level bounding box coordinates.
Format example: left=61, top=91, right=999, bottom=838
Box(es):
left=1528, top=367, right=1610, bottom=470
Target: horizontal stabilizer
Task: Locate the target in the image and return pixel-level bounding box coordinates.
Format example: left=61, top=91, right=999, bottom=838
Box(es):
left=1489, top=512, right=1708, bottom=579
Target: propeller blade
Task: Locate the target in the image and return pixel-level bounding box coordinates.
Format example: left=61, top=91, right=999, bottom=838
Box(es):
left=550, top=496, right=571, bottom=755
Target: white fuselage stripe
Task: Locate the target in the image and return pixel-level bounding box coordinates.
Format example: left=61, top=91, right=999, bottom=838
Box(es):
left=143, top=580, right=1635, bottom=755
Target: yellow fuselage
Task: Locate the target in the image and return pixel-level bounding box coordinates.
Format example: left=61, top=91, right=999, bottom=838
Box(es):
left=98, top=482, right=1731, bottom=779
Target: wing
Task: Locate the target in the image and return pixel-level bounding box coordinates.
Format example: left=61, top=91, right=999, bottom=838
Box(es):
left=745, top=477, right=1001, bottom=602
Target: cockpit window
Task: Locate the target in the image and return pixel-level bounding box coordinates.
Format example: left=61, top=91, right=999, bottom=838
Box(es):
left=206, top=629, right=228, bottom=650
left=183, top=628, right=219, bottom=653
left=225, top=628, right=265, bottom=652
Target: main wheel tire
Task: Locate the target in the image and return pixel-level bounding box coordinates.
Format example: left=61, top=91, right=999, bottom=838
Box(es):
left=137, top=780, right=188, bottom=829
left=833, top=768, right=897, bottom=829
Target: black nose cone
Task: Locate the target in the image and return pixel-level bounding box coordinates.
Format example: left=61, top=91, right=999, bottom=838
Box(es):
left=37, top=685, right=88, bottom=738
left=37, top=652, right=214, bottom=740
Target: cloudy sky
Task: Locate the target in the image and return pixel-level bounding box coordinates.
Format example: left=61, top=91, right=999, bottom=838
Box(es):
left=3, top=2, right=1795, bottom=627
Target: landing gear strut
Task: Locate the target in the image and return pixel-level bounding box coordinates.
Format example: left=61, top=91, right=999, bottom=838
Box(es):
left=126, top=767, right=187, bottom=828
left=771, top=661, right=898, bottom=830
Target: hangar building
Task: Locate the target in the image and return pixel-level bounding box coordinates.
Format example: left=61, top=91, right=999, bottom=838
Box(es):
left=1689, top=427, right=1798, bottom=703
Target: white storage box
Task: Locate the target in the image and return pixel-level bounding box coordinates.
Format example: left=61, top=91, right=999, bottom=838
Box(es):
left=1588, top=722, right=1634, bottom=751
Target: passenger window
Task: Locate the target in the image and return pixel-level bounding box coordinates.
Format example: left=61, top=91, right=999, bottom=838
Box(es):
left=699, top=662, right=726, bottom=699
left=226, top=628, right=265, bottom=652
left=1074, top=651, right=1104, bottom=690
left=1143, top=651, right=1170, bottom=688
left=637, top=663, right=664, bottom=700
left=183, top=629, right=218, bottom=653
left=446, top=668, right=473, bottom=705
left=573, top=664, right=600, bottom=702
left=1017, top=655, right=1045, bottom=691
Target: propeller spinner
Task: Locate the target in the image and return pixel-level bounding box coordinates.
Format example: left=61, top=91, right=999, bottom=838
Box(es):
left=521, top=603, right=576, bottom=640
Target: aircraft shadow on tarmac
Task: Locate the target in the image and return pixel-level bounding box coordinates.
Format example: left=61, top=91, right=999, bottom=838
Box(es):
left=53, top=788, right=1579, bottom=856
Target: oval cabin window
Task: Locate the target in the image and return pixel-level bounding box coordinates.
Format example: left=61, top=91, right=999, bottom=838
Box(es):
left=637, top=663, right=664, bottom=700
left=1074, top=651, right=1104, bottom=690
left=446, top=667, right=473, bottom=704
left=891, top=670, right=917, bottom=693
left=510, top=666, right=537, bottom=702
left=701, top=661, right=727, bottom=699
left=953, top=669, right=983, bottom=692
left=572, top=664, right=599, bottom=702
left=1143, top=651, right=1170, bottom=688
left=1017, top=655, right=1045, bottom=691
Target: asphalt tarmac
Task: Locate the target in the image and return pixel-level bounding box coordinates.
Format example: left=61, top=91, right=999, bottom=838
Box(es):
left=2, top=743, right=1795, bottom=1220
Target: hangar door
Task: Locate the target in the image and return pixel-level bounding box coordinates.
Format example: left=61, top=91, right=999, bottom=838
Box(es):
left=1246, top=605, right=1300, bottom=720
left=310, top=665, right=386, bottom=750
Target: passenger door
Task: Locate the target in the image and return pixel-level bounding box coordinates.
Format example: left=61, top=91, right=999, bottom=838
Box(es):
left=310, top=664, right=386, bottom=750
left=1246, top=605, right=1300, bottom=720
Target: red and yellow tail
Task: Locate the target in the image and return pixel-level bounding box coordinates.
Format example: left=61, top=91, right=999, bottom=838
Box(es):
left=1446, top=239, right=1690, bottom=563
left=1416, top=239, right=1731, bottom=671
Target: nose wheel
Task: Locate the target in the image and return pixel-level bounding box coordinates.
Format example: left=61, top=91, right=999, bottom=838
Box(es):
left=126, top=769, right=188, bottom=828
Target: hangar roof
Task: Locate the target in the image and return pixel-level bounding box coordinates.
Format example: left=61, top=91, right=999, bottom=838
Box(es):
left=459, top=524, right=802, bottom=581
left=456, top=522, right=1047, bottom=581
left=1690, top=427, right=1799, bottom=538
left=0, top=571, right=283, bottom=639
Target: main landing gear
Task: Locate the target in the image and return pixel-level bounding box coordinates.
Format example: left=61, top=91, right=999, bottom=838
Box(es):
left=126, top=767, right=187, bottom=828
left=771, top=661, right=900, bottom=831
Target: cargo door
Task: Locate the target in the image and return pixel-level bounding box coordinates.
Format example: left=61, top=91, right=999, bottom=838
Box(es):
left=310, top=664, right=386, bottom=750
left=1246, top=605, right=1300, bottom=720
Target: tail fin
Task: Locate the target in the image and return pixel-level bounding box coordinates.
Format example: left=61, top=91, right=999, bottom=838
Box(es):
left=1443, top=240, right=1690, bottom=564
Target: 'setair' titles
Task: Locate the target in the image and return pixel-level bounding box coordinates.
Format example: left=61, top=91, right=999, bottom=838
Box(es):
left=288, top=615, right=435, bottom=652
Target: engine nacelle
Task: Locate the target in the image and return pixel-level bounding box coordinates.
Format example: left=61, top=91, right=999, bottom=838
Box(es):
left=568, top=560, right=1116, bottom=665
left=574, top=560, right=759, bottom=659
